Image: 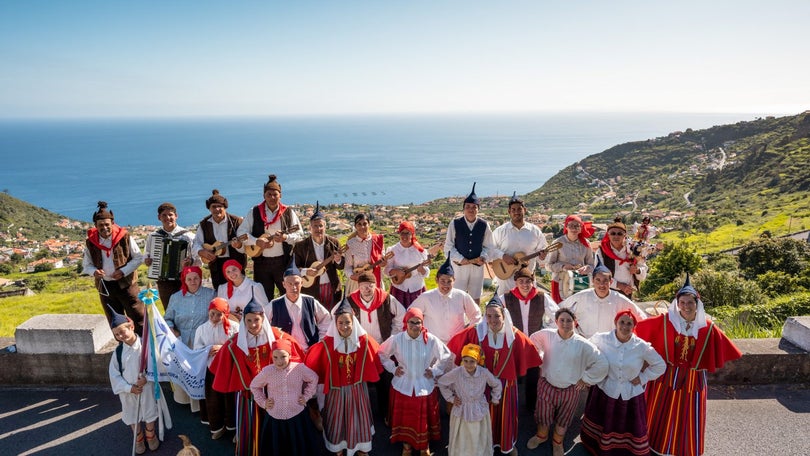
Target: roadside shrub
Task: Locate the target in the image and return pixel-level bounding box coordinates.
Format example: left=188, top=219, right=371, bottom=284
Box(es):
left=756, top=271, right=807, bottom=297
left=694, top=269, right=764, bottom=309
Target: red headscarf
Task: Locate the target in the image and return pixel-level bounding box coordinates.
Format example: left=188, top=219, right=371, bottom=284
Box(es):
left=397, top=221, right=424, bottom=252
left=180, top=266, right=203, bottom=295
left=208, top=297, right=231, bottom=335
left=221, top=259, right=243, bottom=298
left=271, top=338, right=293, bottom=354
left=614, top=309, right=638, bottom=325
left=564, top=215, right=596, bottom=248
left=402, top=307, right=428, bottom=343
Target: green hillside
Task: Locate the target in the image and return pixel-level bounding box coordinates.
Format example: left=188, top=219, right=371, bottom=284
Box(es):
left=0, top=192, right=88, bottom=242
left=525, top=111, right=810, bottom=251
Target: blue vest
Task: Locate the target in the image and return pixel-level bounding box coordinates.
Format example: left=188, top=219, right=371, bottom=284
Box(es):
left=270, top=295, right=319, bottom=348
left=453, top=217, right=486, bottom=259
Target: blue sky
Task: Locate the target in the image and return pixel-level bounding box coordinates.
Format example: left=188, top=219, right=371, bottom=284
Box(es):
left=1, top=1, right=807, bottom=118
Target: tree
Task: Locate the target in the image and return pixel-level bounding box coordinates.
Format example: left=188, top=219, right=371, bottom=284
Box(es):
left=737, top=237, right=810, bottom=280
left=639, top=242, right=702, bottom=297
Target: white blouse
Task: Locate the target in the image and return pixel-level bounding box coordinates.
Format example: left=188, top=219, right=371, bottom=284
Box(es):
left=529, top=328, right=608, bottom=389
left=379, top=331, right=453, bottom=397
left=589, top=330, right=665, bottom=400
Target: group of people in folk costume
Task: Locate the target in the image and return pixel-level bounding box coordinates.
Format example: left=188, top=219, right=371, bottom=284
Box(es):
left=92, top=174, right=742, bottom=456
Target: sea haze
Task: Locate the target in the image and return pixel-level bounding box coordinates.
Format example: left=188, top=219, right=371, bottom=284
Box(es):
left=1, top=112, right=761, bottom=226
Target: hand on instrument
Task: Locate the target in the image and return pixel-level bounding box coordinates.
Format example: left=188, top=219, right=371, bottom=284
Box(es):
left=144, top=257, right=153, bottom=266
left=502, top=254, right=516, bottom=265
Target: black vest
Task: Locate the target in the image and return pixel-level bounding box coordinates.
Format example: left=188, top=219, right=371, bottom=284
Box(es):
left=503, top=292, right=546, bottom=335
left=270, top=295, right=319, bottom=348
left=349, top=294, right=395, bottom=342
left=453, top=217, right=486, bottom=259
left=251, top=205, right=294, bottom=260
left=199, top=213, right=247, bottom=265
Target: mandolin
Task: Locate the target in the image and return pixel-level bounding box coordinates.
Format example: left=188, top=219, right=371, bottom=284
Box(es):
left=301, top=244, right=350, bottom=288
left=244, top=224, right=301, bottom=258
left=489, top=240, right=563, bottom=280
left=388, top=243, right=443, bottom=286
left=200, top=234, right=248, bottom=264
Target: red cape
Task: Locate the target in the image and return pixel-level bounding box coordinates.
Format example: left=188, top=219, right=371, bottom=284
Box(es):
left=447, top=326, right=542, bottom=381
left=209, top=327, right=304, bottom=392
left=305, top=335, right=383, bottom=394
left=635, top=314, right=742, bottom=373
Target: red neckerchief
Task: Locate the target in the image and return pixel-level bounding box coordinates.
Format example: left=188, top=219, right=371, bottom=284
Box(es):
left=86, top=224, right=127, bottom=257
left=350, top=288, right=387, bottom=323
left=600, top=236, right=631, bottom=265
left=511, top=287, right=538, bottom=302
left=258, top=202, right=287, bottom=228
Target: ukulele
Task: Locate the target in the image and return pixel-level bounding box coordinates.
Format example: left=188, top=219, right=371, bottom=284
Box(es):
left=489, top=241, right=563, bottom=280
left=200, top=234, right=249, bottom=264
left=353, top=251, right=394, bottom=276
left=301, top=244, right=350, bottom=288
left=244, top=224, right=301, bottom=257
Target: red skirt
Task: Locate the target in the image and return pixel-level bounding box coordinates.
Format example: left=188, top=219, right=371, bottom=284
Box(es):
left=389, top=388, right=441, bottom=450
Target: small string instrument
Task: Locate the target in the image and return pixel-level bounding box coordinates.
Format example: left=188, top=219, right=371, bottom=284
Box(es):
left=200, top=234, right=249, bottom=264
left=388, top=243, right=443, bottom=286
left=301, top=244, right=350, bottom=288
left=244, top=224, right=301, bottom=257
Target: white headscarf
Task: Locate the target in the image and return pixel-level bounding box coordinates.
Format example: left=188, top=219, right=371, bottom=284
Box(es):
left=667, top=292, right=707, bottom=338
left=477, top=299, right=516, bottom=349
left=235, top=308, right=275, bottom=355
left=327, top=306, right=368, bottom=354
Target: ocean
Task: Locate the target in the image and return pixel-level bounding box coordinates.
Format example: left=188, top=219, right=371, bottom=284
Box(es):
left=0, top=112, right=763, bottom=226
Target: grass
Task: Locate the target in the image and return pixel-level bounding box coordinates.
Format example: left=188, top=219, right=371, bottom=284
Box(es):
left=1, top=289, right=103, bottom=337
left=718, top=318, right=783, bottom=339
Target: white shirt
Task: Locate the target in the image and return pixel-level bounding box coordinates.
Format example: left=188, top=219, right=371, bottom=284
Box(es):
left=595, top=244, right=649, bottom=290
left=589, top=331, right=666, bottom=400
left=344, top=234, right=379, bottom=278
left=349, top=294, right=406, bottom=344
left=559, top=288, right=647, bottom=339
left=491, top=221, right=548, bottom=294
left=108, top=336, right=159, bottom=425
left=384, top=242, right=430, bottom=292
left=265, top=294, right=331, bottom=350
left=237, top=203, right=303, bottom=258
left=529, top=328, right=608, bottom=389
left=216, top=277, right=269, bottom=314
left=82, top=234, right=144, bottom=280
left=194, top=320, right=240, bottom=367
left=444, top=216, right=496, bottom=263
left=410, top=288, right=483, bottom=344
left=192, top=215, right=243, bottom=259
left=379, top=331, right=453, bottom=397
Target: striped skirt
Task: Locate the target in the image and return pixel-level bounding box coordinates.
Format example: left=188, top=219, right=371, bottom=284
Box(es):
left=645, top=367, right=707, bottom=456
left=235, top=391, right=264, bottom=456
left=491, top=379, right=519, bottom=453
left=323, top=383, right=374, bottom=455
left=389, top=388, right=441, bottom=450
left=580, top=386, right=651, bottom=456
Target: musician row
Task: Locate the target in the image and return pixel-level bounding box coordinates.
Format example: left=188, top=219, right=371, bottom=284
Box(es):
left=84, top=173, right=652, bottom=333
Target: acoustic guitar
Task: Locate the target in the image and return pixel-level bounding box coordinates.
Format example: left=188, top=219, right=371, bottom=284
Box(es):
left=490, top=240, right=563, bottom=280
left=301, top=244, right=350, bottom=288
left=388, top=243, right=443, bottom=286
left=244, top=224, right=301, bottom=258
left=200, top=234, right=248, bottom=264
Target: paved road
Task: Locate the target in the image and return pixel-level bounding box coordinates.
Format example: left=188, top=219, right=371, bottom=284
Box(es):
left=0, top=383, right=808, bottom=455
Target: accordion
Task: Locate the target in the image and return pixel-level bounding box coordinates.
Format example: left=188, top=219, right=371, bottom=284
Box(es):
left=146, top=236, right=189, bottom=280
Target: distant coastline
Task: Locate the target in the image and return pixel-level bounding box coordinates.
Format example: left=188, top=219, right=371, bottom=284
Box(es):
left=1, top=112, right=767, bottom=225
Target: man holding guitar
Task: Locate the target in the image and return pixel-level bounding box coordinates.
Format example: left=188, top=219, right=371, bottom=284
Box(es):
left=384, top=221, right=432, bottom=308
left=193, top=189, right=247, bottom=289
left=237, top=174, right=304, bottom=299
left=292, top=202, right=345, bottom=309
left=491, top=192, right=550, bottom=296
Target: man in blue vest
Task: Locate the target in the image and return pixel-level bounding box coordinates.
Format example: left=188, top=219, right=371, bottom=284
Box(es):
left=266, top=259, right=332, bottom=351
left=443, top=182, right=496, bottom=304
